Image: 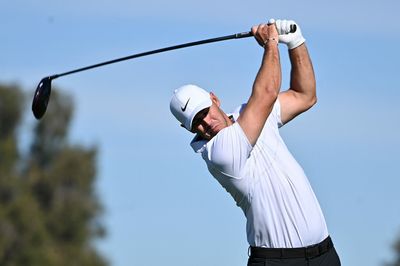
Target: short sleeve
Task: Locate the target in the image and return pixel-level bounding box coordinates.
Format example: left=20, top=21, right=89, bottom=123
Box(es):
left=202, top=122, right=252, bottom=177
left=272, top=99, right=283, bottom=128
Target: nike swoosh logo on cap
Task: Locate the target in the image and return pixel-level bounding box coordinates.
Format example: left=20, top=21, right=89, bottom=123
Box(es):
left=181, top=98, right=190, bottom=112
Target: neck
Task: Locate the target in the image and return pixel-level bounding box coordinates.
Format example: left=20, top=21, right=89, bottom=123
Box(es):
left=221, top=110, right=234, bottom=128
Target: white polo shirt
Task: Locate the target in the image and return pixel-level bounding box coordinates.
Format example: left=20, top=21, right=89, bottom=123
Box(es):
left=190, top=100, right=329, bottom=248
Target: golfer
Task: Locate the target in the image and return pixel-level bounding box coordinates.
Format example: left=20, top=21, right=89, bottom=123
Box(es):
left=170, top=19, right=340, bottom=266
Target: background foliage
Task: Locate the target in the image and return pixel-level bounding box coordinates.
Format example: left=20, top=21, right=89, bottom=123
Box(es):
left=0, top=84, right=107, bottom=266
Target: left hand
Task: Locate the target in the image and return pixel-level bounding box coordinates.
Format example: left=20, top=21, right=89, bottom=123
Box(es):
left=275, top=19, right=305, bottom=49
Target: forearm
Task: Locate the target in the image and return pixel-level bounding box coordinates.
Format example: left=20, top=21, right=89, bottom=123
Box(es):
left=289, top=44, right=316, bottom=105
left=237, top=22, right=281, bottom=145
left=253, top=41, right=281, bottom=101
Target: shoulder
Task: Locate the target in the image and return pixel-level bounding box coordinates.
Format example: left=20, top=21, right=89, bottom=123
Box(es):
left=205, top=123, right=252, bottom=175
left=238, top=101, right=283, bottom=128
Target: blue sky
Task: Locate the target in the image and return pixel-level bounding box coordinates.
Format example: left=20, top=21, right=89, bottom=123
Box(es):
left=1, top=0, right=400, bottom=265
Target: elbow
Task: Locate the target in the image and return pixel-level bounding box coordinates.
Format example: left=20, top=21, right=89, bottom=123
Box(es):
left=267, top=85, right=280, bottom=99
left=310, top=95, right=317, bottom=107
left=306, top=83, right=317, bottom=109
left=253, top=83, right=280, bottom=103
left=265, top=87, right=280, bottom=104
left=298, top=90, right=317, bottom=111
left=305, top=94, right=317, bottom=110
left=266, top=80, right=281, bottom=101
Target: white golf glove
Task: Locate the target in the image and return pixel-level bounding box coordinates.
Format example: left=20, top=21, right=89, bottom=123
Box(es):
left=275, top=19, right=305, bottom=49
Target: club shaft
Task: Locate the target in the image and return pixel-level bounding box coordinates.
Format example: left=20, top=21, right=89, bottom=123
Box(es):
left=52, top=31, right=253, bottom=79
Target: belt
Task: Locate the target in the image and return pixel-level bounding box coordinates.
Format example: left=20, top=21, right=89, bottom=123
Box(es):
left=249, top=236, right=334, bottom=259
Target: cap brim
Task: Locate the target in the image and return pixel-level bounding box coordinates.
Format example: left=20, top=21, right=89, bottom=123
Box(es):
left=185, top=98, right=212, bottom=131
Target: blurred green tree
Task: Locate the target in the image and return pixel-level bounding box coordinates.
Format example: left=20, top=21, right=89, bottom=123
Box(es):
left=0, top=84, right=107, bottom=266
left=386, top=235, right=400, bottom=266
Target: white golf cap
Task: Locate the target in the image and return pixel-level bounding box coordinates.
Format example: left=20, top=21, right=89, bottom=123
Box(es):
left=170, top=84, right=212, bottom=131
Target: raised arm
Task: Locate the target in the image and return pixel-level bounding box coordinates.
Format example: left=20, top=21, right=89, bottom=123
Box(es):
left=275, top=20, right=317, bottom=125
left=237, top=21, right=281, bottom=146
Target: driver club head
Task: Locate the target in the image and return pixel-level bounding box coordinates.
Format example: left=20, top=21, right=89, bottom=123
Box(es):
left=32, top=76, right=52, bottom=120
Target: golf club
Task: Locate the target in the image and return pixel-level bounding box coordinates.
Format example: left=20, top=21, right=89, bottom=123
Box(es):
left=32, top=25, right=296, bottom=120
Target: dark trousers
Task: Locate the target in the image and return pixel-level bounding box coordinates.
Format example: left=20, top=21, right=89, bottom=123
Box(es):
left=247, top=237, right=341, bottom=266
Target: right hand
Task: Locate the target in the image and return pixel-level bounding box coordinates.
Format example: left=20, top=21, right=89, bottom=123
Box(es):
left=275, top=19, right=305, bottom=49
left=251, top=19, right=279, bottom=48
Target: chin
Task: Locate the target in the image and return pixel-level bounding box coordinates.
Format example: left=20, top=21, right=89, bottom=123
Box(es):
left=202, top=125, right=224, bottom=140
left=213, top=124, right=225, bottom=134
left=208, top=129, right=220, bottom=139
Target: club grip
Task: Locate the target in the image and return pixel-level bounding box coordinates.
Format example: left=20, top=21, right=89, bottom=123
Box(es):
left=235, top=24, right=296, bottom=39
left=289, top=24, right=297, bottom=33
left=235, top=31, right=253, bottom=39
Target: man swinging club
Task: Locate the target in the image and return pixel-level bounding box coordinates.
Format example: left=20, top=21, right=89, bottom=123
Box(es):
left=170, top=18, right=341, bottom=266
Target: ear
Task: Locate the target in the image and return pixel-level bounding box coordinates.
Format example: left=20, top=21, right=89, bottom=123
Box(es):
left=209, top=92, right=221, bottom=107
